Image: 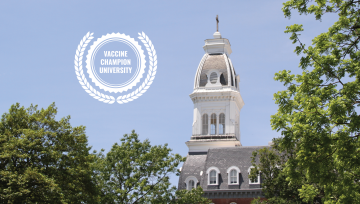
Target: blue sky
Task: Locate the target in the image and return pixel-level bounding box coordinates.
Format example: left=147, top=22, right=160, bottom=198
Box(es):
left=0, top=0, right=337, bottom=187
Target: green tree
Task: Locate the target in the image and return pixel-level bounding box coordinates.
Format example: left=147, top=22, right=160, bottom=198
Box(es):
left=94, top=130, right=210, bottom=204
left=250, top=144, right=323, bottom=204
left=0, top=103, right=99, bottom=203
left=175, top=187, right=210, bottom=204
left=270, top=0, right=360, bottom=203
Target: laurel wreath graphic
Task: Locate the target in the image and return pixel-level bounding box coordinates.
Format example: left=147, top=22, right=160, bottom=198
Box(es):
left=74, top=32, right=157, bottom=104
left=116, top=32, right=157, bottom=104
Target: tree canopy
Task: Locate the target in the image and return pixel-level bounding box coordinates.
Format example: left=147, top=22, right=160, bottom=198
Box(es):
left=93, top=130, right=210, bottom=204
left=0, top=103, right=99, bottom=203
left=267, top=0, right=360, bottom=203
left=0, top=103, right=210, bottom=204
left=250, top=144, right=325, bottom=204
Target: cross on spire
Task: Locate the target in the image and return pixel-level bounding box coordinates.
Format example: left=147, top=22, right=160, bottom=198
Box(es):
left=216, top=15, right=219, bottom=32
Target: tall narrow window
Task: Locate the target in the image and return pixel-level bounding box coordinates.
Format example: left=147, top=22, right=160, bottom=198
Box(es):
left=219, top=113, right=225, bottom=135
left=185, top=176, right=198, bottom=190
left=210, top=170, right=217, bottom=184
left=210, top=113, right=217, bottom=135
left=230, top=169, right=237, bottom=184
left=189, top=180, right=195, bottom=190
left=249, top=167, right=260, bottom=184
left=202, top=114, right=208, bottom=135
left=227, top=166, right=240, bottom=185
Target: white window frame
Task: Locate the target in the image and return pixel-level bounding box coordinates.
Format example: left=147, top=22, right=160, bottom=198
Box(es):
left=226, top=166, right=240, bottom=185
left=184, top=176, right=198, bottom=190
left=206, top=166, right=220, bottom=185
left=210, top=113, right=217, bottom=135
left=248, top=166, right=260, bottom=185
left=219, top=113, right=225, bottom=135
left=202, top=114, right=208, bottom=135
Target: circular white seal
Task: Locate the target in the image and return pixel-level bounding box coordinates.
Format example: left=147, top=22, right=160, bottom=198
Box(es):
left=85, top=33, right=146, bottom=93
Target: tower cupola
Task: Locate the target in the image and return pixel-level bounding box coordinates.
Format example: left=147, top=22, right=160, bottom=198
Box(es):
left=186, top=23, right=244, bottom=153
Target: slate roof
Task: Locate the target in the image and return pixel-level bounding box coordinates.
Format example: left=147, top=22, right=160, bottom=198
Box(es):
left=199, top=54, right=228, bottom=87
left=178, top=146, right=268, bottom=191
left=198, top=54, right=236, bottom=87
left=177, top=153, right=207, bottom=190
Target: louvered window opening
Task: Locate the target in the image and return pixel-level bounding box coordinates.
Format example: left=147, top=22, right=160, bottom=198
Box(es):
left=210, top=170, right=217, bottom=184
left=219, top=113, right=225, bottom=135
left=202, top=114, right=208, bottom=135
left=210, top=72, right=217, bottom=84
left=230, top=169, right=237, bottom=184
left=210, top=113, right=217, bottom=135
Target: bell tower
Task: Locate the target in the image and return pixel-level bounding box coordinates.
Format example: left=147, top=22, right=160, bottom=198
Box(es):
left=186, top=29, right=244, bottom=153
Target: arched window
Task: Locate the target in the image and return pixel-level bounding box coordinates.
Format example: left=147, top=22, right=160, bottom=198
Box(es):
left=210, top=170, right=217, bottom=184
left=210, top=113, right=216, bottom=135
left=185, top=176, right=198, bottom=190
left=207, top=166, right=220, bottom=185
left=248, top=166, right=260, bottom=185
left=188, top=180, right=195, bottom=190
left=219, top=113, right=225, bottom=135
left=227, top=166, right=240, bottom=185
left=202, top=114, right=208, bottom=135
left=220, top=74, right=227, bottom=85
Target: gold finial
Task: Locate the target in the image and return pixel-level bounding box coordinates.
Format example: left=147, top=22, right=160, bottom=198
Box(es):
left=216, top=15, right=219, bottom=32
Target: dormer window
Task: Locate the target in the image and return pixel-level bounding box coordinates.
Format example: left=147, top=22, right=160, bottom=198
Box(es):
left=184, top=176, right=198, bottom=190
left=227, top=166, right=240, bottom=185
left=248, top=166, right=260, bottom=185
left=206, top=166, right=220, bottom=185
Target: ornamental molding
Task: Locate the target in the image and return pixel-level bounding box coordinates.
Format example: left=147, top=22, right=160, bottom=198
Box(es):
left=226, top=166, right=241, bottom=174
left=201, top=109, right=226, bottom=115
left=190, top=90, right=244, bottom=110
left=206, top=166, right=221, bottom=174
left=203, top=189, right=264, bottom=199
left=184, top=176, right=199, bottom=185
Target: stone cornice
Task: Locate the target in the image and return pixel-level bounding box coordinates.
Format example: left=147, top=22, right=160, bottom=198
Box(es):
left=189, top=88, right=244, bottom=111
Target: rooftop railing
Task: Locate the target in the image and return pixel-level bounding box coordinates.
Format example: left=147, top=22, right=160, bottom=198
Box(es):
left=190, top=134, right=237, bottom=141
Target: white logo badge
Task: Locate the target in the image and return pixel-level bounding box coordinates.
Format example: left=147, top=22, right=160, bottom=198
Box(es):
left=74, top=32, right=157, bottom=104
